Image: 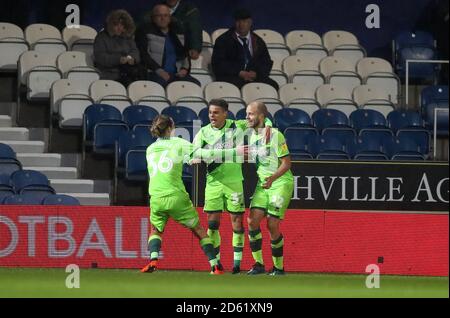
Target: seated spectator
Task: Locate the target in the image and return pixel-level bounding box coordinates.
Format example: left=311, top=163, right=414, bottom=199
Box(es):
left=136, top=4, right=200, bottom=88
left=94, top=10, right=144, bottom=86
left=164, top=0, right=203, bottom=60
left=211, top=9, right=279, bottom=90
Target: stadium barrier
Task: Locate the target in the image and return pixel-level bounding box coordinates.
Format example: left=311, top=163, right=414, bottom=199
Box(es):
left=0, top=206, right=447, bottom=276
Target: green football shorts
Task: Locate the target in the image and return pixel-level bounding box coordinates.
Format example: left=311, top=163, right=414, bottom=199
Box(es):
left=150, top=193, right=200, bottom=233
left=204, top=180, right=245, bottom=214
left=250, top=181, right=294, bottom=220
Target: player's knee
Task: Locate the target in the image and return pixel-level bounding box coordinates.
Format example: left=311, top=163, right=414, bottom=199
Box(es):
left=247, top=217, right=259, bottom=230
left=208, top=220, right=220, bottom=231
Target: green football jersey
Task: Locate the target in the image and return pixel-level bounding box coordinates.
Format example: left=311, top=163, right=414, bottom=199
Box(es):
left=193, top=119, right=248, bottom=184
left=248, top=128, right=294, bottom=187
left=146, top=137, right=193, bottom=198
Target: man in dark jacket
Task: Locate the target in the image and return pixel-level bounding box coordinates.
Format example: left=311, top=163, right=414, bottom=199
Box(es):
left=135, top=4, right=200, bottom=88
left=211, top=9, right=278, bottom=90
left=165, top=0, right=203, bottom=61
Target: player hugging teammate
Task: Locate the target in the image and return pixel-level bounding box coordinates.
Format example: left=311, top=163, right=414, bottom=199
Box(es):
left=142, top=99, right=294, bottom=275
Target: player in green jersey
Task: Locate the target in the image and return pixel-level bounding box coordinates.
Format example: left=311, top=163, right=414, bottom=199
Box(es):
left=141, top=115, right=224, bottom=275
left=192, top=99, right=249, bottom=274
left=243, top=101, right=294, bottom=276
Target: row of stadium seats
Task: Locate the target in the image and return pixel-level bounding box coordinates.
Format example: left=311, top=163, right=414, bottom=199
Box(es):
left=0, top=23, right=96, bottom=71
left=0, top=167, right=80, bottom=205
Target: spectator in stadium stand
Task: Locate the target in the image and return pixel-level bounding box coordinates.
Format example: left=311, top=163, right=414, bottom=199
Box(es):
left=163, top=0, right=203, bottom=61
left=211, top=8, right=279, bottom=90
left=135, top=4, right=200, bottom=88
left=93, top=10, right=144, bottom=86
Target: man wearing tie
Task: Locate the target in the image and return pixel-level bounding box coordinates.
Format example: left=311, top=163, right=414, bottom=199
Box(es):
left=212, top=9, right=279, bottom=90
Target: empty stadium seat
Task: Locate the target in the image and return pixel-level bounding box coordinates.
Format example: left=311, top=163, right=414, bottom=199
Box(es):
left=162, top=106, right=200, bottom=142
left=25, top=24, right=67, bottom=60
left=383, top=135, right=426, bottom=160
left=0, top=143, right=22, bottom=177
left=89, top=80, right=131, bottom=113
left=420, top=85, right=449, bottom=137
left=279, top=83, right=321, bottom=116
left=83, top=104, right=129, bottom=157
left=254, top=29, right=291, bottom=62
left=62, top=25, right=97, bottom=59
left=3, top=193, right=44, bottom=205
left=0, top=22, right=29, bottom=71
left=356, top=58, right=400, bottom=104
left=393, top=31, right=438, bottom=81
left=283, top=56, right=325, bottom=94
left=285, top=30, right=327, bottom=64
left=127, top=80, right=170, bottom=113
left=123, top=105, right=159, bottom=129
left=10, top=170, right=56, bottom=197
left=204, top=82, right=246, bottom=115
left=319, top=56, right=362, bottom=93
left=316, top=84, right=358, bottom=117
left=166, top=81, right=207, bottom=115
left=312, top=109, right=356, bottom=143
left=42, top=194, right=81, bottom=205
left=50, top=79, right=94, bottom=129
left=309, top=135, right=350, bottom=160
left=353, top=85, right=395, bottom=118
left=274, top=108, right=312, bottom=132
left=322, top=30, right=366, bottom=67
left=0, top=174, right=15, bottom=203
left=284, top=127, right=318, bottom=160
left=56, top=51, right=100, bottom=89
left=241, top=83, right=283, bottom=116
left=347, top=136, right=389, bottom=161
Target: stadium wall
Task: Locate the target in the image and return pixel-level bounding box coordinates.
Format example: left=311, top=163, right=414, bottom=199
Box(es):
left=0, top=206, right=447, bottom=276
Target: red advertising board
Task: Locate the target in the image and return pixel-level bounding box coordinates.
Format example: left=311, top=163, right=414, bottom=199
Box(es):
left=0, top=206, right=448, bottom=276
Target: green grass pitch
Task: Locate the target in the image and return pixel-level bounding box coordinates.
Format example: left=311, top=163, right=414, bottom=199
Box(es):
left=0, top=268, right=447, bottom=298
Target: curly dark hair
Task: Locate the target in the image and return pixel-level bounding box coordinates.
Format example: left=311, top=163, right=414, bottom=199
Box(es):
left=106, top=9, right=136, bottom=38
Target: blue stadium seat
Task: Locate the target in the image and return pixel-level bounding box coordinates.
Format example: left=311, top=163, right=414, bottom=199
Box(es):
left=274, top=108, right=312, bottom=133
left=162, top=106, right=200, bottom=142
left=123, top=105, right=159, bottom=129
left=0, top=174, right=15, bottom=204
left=388, top=110, right=430, bottom=157
left=383, top=135, right=426, bottom=160
left=350, top=109, right=393, bottom=141
left=83, top=104, right=129, bottom=155
left=347, top=136, right=389, bottom=161
left=312, top=109, right=356, bottom=143
left=113, top=130, right=156, bottom=203
left=420, top=86, right=449, bottom=137
left=3, top=193, right=43, bottom=205
left=0, top=143, right=22, bottom=177
left=42, top=194, right=80, bottom=206
left=309, top=135, right=350, bottom=160
left=198, top=108, right=235, bottom=127
left=10, top=170, right=55, bottom=197
left=284, top=127, right=318, bottom=160
left=394, top=31, right=438, bottom=81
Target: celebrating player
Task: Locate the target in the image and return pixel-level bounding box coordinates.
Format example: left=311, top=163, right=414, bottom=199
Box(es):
left=244, top=101, right=294, bottom=276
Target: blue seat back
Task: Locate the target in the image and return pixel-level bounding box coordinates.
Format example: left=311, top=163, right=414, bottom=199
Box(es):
left=274, top=108, right=311, bottom=132
left=84, top=104, right=123, bottom=140
left=11, top=170, right=50, bottom=192
left=3, top=193, right=43, bottom=205
left=42, top=194, right=81, bottom=206
left=162, top=106, right=198, bottom=125
left=123, top=105, right=159, bottom=128
left=312, top=109, right=348, bottom=131
left=350, top=109, right=387, bottom=131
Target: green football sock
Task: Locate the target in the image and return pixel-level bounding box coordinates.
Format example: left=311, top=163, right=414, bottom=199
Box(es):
left=271, top=234, right=284, bottom=270
left=232, top=230, right=245, bottom=268
left=148, top=234, right=162, bottom=260
left=200, top=237, right=218, bottom=267
left=207, top=221, right=221, bottom=261
left=248, top=229, right=264, bottom=265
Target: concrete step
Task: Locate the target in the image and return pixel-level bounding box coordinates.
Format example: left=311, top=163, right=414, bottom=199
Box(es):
left=0, top=128, right=29, bottom=141
left=25, top=167, right=78, bottom=179
left=1, top=140, right=45, bottom=153
left=0, top=115, right=12, bottom=127
left=50, top=179, right=94, bottom=193
left=17, top=153, right=62, bottom=167
left=61, top=193, right=111, bottom=206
